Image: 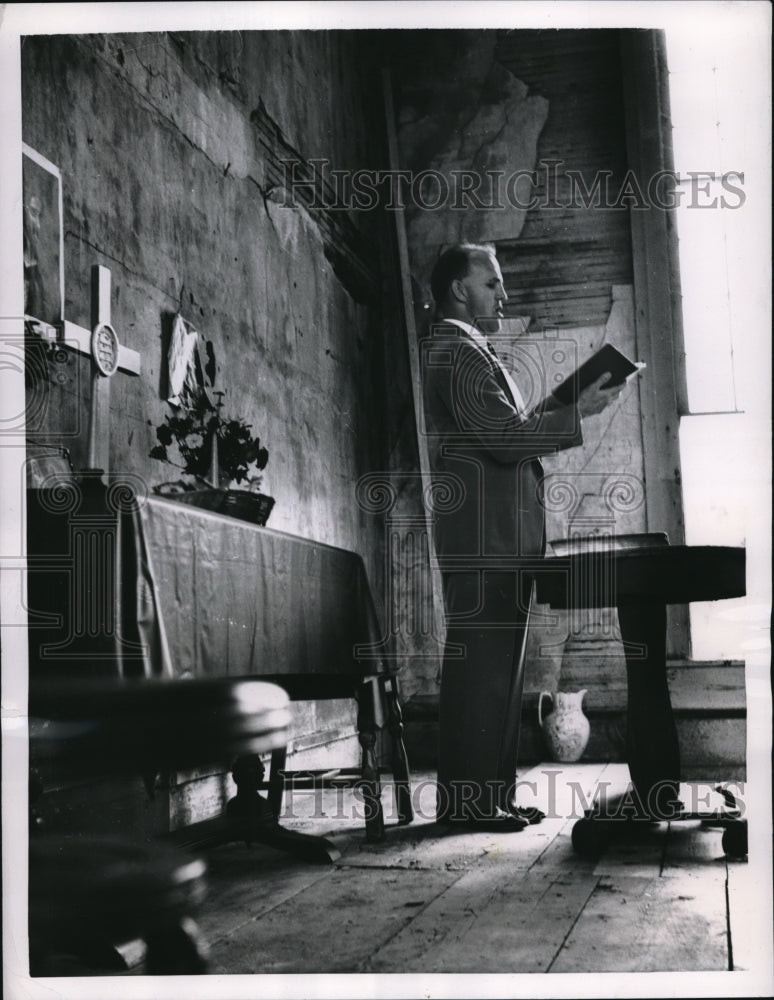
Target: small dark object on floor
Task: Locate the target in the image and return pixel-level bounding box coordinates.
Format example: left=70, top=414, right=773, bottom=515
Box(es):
left=507, top=803, right=546, bottom=825
left=437, top=812, right=528, bottom=833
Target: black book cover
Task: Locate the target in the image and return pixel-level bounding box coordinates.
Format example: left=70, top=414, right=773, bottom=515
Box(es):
left=551, top=343, right=645, bottom=406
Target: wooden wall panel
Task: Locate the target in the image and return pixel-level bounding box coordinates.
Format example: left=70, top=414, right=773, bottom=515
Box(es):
left=494, top=29, right=632, bottom=329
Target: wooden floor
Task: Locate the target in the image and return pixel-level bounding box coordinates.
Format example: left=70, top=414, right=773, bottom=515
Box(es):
left=154, top=762, right=755, bottom=980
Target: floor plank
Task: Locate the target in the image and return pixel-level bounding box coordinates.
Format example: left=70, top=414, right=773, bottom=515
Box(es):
left=367, top=868, right=599, bottom=973
left=195, top=843, right=336, bottom=943
left=273, top=766, right=612, bottom=873
left=727, top=857, right=768, bottom=973
left=551, top=870, right=729, bottom=972
left=175, top=763, right=751, bottom=979
left=205, top=866, right=460, bottom=974
left=529, top=761, right=620, bottom=872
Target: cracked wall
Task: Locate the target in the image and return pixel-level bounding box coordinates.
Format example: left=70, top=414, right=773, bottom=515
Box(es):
left=394, top=32, right=548, bottom=312
left=22, top=31, right=386, bottom=558
left=21, top=31, right=395, bottom=765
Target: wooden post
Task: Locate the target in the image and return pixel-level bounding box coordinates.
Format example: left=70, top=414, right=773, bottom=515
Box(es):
left=620, top=30, right=690, bottom=659
left=381, top=69, right=446, bottom=668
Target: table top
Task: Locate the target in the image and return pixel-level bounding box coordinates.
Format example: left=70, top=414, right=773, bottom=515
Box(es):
left=26, top=487, right=388, bottom=681
left=142, top=496, right=387, bottom=680
left=534, top=544, right=746, bottom=608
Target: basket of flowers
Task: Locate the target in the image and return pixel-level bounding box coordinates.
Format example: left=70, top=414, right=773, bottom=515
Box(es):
left=149, top=393, right=274, bottom=526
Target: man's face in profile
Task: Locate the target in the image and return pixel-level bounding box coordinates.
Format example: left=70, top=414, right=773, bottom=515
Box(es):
left=458, top=252, right=508, bottom=335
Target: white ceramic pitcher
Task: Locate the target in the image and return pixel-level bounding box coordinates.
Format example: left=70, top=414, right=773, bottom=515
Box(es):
left=538, top=689, right=590, bottom=763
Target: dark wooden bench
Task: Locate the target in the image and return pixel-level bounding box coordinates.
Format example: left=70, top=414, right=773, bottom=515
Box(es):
left=28, top=674, right=292, bottom=973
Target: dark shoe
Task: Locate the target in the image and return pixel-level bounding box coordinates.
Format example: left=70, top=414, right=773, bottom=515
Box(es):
left=506, top=803, right=545, bottom=825
left=437, top=810, right=527, bottom=832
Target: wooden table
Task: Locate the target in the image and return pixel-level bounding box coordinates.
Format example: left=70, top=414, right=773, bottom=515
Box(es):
left=533, top=542, right=746, bottom=853
left=26, top=484, right=411, bottom=854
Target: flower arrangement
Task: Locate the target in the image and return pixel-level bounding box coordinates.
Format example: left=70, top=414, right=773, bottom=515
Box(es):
left=150, top=393, right=269, bottom=491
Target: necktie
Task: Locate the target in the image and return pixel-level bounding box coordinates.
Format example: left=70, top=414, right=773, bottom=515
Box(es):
left=486, top=341, right=526, bottom=413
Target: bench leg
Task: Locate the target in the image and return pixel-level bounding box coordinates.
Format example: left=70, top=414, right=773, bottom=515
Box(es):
left=383, top=675, right=413, bottom=825
left=145, top=917, right=208, bottom=975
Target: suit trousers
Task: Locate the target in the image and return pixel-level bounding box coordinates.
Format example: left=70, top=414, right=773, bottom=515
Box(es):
left=437, top=568, right=535, bottom=821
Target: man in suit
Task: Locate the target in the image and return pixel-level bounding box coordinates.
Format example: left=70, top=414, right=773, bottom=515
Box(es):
left=421, top=243, right=622, bottom=830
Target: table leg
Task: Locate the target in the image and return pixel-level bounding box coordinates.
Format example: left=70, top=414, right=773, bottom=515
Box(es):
left=383, top=675, right=413, bottom=826
left=358, top=728, right=386, bottom=843
left=357, top=678, right=386, bottom=842
left=617, top=601, right=681, bottom=818
left=224, top=754, right=341, bottom=863
left=267, top=746, right=287, bottom=817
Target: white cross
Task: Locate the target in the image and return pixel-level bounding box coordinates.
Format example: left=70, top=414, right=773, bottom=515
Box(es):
left=57, top=265, right=141, bottom=474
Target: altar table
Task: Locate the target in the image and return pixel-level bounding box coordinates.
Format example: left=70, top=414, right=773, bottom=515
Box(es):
left=141, top=496, right=412, bottom=840
left=26, top=486, right=412, bottom=845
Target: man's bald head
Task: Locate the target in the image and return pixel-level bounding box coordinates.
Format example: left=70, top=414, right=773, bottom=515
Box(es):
left=430, top=243, right=507, bottom=334
left=430, top=243, right=497, bottom=306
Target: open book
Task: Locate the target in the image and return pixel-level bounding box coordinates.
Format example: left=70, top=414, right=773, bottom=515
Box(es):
left=551, top=343, right=646, bottom=406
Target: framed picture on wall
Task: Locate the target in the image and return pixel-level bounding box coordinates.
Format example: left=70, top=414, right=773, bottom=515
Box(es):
left=22, top=142, right=64, bottom=334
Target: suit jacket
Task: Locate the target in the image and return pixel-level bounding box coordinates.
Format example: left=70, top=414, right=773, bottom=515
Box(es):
left=421, top=322, right=583, bottom=565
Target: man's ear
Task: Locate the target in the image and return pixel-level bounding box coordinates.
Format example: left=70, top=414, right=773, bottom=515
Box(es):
left=450, top=277, right=467, bottom=304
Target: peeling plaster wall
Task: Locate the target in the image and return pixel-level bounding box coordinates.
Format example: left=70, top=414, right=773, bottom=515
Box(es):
left=393, top=28, right=634, bottom=332
left=494, top=29, right=633, bottom=330
left=394, top=32, right=548, bottom=314
left=21, top=31, right=393, bottom=772
left=22, top=32, right=385, bottom=559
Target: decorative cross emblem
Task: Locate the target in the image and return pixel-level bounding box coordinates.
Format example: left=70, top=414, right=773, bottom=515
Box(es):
left=57, top=264, right=141, bottom=475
